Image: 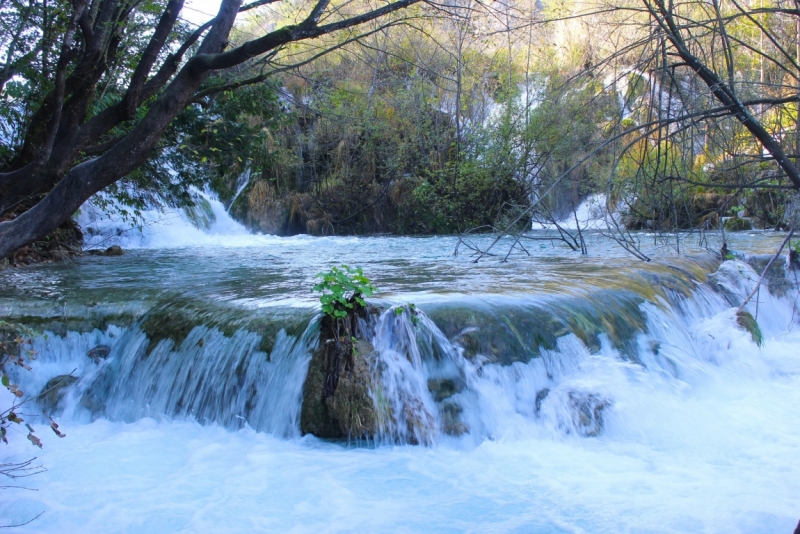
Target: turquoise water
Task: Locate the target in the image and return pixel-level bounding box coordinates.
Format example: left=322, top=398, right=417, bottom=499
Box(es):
left=0, top=216, right=798, bottom=532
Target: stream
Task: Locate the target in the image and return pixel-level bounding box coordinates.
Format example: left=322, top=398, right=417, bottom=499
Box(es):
left=0, top=204, right=798, bottom=533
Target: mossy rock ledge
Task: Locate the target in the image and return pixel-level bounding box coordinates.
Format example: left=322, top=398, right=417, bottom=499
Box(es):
left=38, top=374, right=79, bottom=414
left=736, top=310, right=763, bottom=346
left=300, top=312, right=379, bottom=439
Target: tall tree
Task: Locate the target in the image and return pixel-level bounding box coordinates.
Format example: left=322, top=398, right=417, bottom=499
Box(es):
left=0, top=0, right=423, bottom=258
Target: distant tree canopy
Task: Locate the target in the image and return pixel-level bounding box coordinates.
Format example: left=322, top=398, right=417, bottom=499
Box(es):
left=2, top=0, right=800, bottom=258
left=0, top=0, right=424, bottom=257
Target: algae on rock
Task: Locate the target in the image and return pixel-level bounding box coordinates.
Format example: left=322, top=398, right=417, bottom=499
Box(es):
left=300, top=311, right=379, bottom=439
left=736, top=310, right=763, bottom=346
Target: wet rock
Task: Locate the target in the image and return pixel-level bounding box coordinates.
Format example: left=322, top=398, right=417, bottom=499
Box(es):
left=87, top=245, right=124, bottom=256
left=452, top=327, right=482, bottom=360
left=790, top=249, right=800, bottom=270
left=87, top=344, right=111, bottom=361
left=4, top=218, right=83, bottom=266
left=440, top=401, right=468, bottom=436
left=430, top=305, right=567, bottom=365
left=745, top=254, right=795, bottom=298
left=327, top=339, right=378, bottom=438
left=736, top=310, right=763, bottom=346
left=38, top=374, right=78, bottom=414
left=427, top=378, right=464, bottom=402
left=300, top=337, right=378, bottom=439
left=534, top=388, right=550, bottom=414
left=568, top=392, right=610, bottom=437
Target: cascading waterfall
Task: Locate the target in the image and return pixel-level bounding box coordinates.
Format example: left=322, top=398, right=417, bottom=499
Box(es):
left=11, top=253, right=798, bottom=447
left=3, top=235, right=800, bottom=532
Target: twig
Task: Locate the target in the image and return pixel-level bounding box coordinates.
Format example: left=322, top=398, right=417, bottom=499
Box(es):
left=0, top=511, right=44, bottom=528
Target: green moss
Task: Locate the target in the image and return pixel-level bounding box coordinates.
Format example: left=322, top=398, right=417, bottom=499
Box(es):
left=138, top=298, right=311, bottom=357
left=736, top=311, right=763, bottom=346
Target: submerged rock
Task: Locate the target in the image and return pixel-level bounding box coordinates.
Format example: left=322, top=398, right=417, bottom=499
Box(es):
left=534, top=388, right=550, bottom=414
left=745, top=254, right=795, bottom=298
left=38, top=374, right=79, bottom=414
left=87, top=344, right=111, bottom=360
left=429, top=305, right=567, bottom=364
left=568, top=391, right=610, bottom=437
left=427, top=378, right=464, bottom=402
left=439, top=401, right=468, bottom=436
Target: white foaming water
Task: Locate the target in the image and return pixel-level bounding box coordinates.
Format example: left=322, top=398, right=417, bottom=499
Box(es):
left=78, top=192, right=251, bottom=249
left=532, top=193, right=617, bottom=231
left=1, top=255, right=800, bottom=532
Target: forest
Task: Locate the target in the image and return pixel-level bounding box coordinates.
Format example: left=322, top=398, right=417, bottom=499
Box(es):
left=3, top=2, right=800, bottom=530
left=1, top=0, right=800, bottom=258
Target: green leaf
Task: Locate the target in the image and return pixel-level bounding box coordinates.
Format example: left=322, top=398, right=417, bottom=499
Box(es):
left=1, top=375, right=8, bottom=387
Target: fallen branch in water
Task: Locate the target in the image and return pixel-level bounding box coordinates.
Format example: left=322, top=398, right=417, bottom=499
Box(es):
left=737, top=229, right=794, bottom=316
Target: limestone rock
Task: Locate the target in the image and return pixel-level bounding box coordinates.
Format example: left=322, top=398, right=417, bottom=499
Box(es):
left=87, top=345, right=111, bottom=361
left=38, top=374, right=78, bottom=414
left=736, top=310, right=763, bottom=346
left=300, top=337, right=378, bottom=439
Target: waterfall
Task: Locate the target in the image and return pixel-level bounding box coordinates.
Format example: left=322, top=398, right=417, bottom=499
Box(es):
left=78, top=190, right=249, bottom=249
left=13, top=253, right=798, bottom=447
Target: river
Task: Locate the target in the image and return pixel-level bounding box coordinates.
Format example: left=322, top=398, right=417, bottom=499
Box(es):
left=0, top=204, right=798, bottom=533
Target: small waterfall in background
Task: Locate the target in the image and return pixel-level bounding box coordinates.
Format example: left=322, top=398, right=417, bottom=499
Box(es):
left=77, top=190, right=249, bottom=249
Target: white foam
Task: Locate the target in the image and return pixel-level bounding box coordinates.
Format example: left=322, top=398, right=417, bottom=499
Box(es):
left=2, top=257, right=799, bottom=532
left=532, top=193, right=619, bottom=230
left=78, top=192, right=252, bottom=249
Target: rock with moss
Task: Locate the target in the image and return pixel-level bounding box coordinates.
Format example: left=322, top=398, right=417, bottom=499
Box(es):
left=327, top=339, right=378, bottom=438
left=300, top=336, right=378, bottom=439
left=736, top=310, right=763, bottom=346
left=38, top=374, right=79, bottom=414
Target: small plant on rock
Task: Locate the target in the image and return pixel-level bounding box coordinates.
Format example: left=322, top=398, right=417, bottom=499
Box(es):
left=394, top=303, right=420, bottom=326
left=308, top=266, right=378, bottom=424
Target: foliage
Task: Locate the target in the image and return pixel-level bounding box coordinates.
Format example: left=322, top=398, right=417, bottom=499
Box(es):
left=0, top=321, right=63, bottom=448
left=394, top=303, right=419, bottom=326
left=313, top=265, right=376, bottom=320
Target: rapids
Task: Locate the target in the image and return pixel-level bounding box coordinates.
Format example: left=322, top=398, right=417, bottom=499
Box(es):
left=0, top=214, right=798, bottom=532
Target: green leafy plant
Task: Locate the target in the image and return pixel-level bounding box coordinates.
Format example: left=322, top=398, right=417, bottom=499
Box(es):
left=394, top=303, right=420, bottom=326
left=313, top=265, right=376, bottom=320
left=730, top=205, right=745, bottom=215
